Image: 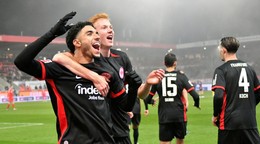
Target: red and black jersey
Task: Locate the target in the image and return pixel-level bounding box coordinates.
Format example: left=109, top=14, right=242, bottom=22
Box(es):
left=148, top=70, right=197, bottom=124
left=43, top=57, right=127, bottom=144
left=13, top=30, right=128, bottom=143
left=105, top=49, right=135, bottom=138
left=212, top=60, right=260, bottom=130
left=18, top=57, right=127, bottom=144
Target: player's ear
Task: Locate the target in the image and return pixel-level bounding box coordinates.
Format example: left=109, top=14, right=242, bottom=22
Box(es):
left=73, top=39, right=81, bottom=47
left=222, top=47, right=228, bottom=53
left=174, top=61, right=177, bottom=66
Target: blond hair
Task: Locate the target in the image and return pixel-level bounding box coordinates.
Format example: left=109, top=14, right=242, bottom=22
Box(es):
left=88, top=13, right=110, bottom=24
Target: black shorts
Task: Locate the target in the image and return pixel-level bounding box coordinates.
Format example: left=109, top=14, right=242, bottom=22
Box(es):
left=218, top=129, right=260, bottom=144
left=131, top=113, right=141, bottom=126
left=159, top=122, right=187, bottom=141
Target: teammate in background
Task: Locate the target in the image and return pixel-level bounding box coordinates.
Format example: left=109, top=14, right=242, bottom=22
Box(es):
left=6, top=85, right=16, bottom=110
left=146, top=53, right=200, bottom=144
left=41, top=87, right=47, bottom=101
left=212, top=37, right=260, bottom=144
left=52, top=13, right=164, bottom=143
left=14, top=12, right=141, bottom=143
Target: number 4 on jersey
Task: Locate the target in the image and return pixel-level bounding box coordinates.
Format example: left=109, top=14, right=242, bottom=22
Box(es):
left=238, top=68, right=250, bottom=92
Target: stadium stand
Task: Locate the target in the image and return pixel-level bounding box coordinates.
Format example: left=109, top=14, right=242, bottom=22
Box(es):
left=1, top=34, right=260, bottom=97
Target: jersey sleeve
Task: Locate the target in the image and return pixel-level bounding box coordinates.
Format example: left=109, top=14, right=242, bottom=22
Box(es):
left=180, top=73, right=194, bottom=92
left=212, top=68, right=225, bottom=91
left=180, top=73, right=200, bottom=107
left=212, top=67, right=225, bottom=116
left=252, top=68, right=260, bottom=105
left=37, top=60, right=69, bottom=80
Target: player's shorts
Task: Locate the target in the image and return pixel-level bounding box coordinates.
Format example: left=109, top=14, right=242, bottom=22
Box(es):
left=131, top=113, right=141, bottom=126
left=114, top=136, right=131, bottom=144
left=159, top=122, right=187, bottom=141
left=218, top=129, right=260, bottom=144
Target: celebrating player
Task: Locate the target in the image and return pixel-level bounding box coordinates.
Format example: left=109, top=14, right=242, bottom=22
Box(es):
left=146, top=53, right=200, bottom=144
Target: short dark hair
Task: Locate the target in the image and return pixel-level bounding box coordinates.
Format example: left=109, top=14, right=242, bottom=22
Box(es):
left=66, top=21, right=94, bottom=53
left=164, top=53, right=177, bottom=67
left=220, top=37, right=240, bottom=53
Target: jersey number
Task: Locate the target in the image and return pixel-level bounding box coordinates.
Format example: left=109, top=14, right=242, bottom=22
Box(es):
left=238, top=68, right=250, bottom=92
left=162, top=77, right=177, bottom=97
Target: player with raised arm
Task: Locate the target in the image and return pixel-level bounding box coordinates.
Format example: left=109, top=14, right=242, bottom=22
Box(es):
left=146, top=53, right=200, bottom=144
left=14, top=12, right=141, bottom=144
left=52, top=13, right=164, bottom=143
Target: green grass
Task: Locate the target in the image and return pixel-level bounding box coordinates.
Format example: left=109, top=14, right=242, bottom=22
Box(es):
left=0, top=91, right=259, bottom=144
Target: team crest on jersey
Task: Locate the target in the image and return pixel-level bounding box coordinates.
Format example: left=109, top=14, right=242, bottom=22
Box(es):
left=119, top=67, right=124, bottom=79
left=101, top=72, right=112, bottom=80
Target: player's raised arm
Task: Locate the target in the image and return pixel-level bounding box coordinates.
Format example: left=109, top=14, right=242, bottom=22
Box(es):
left=14, top=12, right=76, bottom=77
left=138, top=69, right=164, bottom=99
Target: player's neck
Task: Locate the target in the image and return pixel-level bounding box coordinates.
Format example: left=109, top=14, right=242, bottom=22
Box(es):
left=166, top=66, right=175, bottom=72
left=100, top=47, right=111, bottom=57
left=73, top=50, right=92, bottom=64
left=224, top=54, right=237, bottom=62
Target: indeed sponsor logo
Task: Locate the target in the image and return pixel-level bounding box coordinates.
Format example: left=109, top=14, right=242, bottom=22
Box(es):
left=75, top=83, right=100, bottom=95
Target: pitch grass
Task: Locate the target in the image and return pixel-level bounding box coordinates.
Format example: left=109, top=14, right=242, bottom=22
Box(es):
left=0, top=91, right=259, bottom=144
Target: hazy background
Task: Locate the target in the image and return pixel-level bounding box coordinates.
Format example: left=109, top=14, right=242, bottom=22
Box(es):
left=1, top=0, right=260, bottom=82
left=1, top=0, right=260, bottom=44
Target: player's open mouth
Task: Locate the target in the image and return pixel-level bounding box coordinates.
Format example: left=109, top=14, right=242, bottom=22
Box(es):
left=92, top=42, right=100, bottom=50
left=107, top=35, right=113, bottom=40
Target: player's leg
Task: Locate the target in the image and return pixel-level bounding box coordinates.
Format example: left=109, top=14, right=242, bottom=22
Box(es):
left=11, top=102, right=16, bottom=110
left=6, top=102, right=10, bottom=110
left=174, top=122, right=186, bottom=144
left=176, top=138, right=184, bottom=144
left=132, top=113, right=141, bottom=144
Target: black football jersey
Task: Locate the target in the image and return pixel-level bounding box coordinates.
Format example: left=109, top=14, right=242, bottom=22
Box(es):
left=149, top=70, right=195, bottom=123
left=35, top=57, right=126, bottom=143
left=212, top=60, right=260, bottom=130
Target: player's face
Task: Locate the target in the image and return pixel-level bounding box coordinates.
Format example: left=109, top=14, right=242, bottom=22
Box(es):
left=75, top=25, right=101, bottom=58
left=93, top=18, right=114, bottom=49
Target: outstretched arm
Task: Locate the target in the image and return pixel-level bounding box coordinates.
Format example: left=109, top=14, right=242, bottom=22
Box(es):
left=14, top=12, right=76, bottom=77
left=53, top=52, right=109, bottom=96
left=138, top=69, right=164, bottom=99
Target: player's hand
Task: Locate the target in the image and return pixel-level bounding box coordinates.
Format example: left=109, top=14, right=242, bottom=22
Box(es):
left=93, top=75, right=110, bottom=97
left=144, top=110, right=149, bottom=116
left=50, top=11, right=76, bottom=37
left=152, top=97, right=159, bottom=106
left=146, top=69, right=165, bottom=85
left=212, top=116, right=219, bottom=127
left=127, top=112, right=134, bottom=118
